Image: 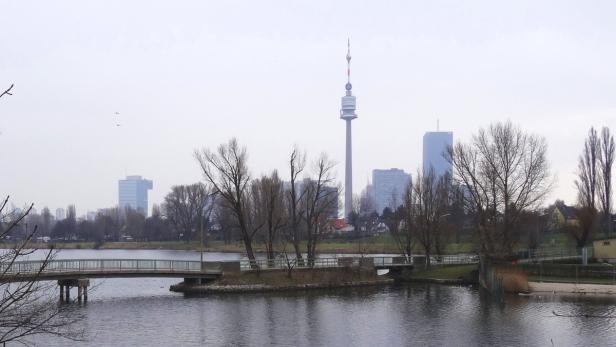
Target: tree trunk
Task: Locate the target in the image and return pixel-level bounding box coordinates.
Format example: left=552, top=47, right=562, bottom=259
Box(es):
left=242, top=235, right=256, bottom=262
left=266, top=233, right=274, bottom=262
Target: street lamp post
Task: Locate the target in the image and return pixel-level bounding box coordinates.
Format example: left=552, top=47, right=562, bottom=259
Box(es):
left=434, top=213, right=451, bottom=263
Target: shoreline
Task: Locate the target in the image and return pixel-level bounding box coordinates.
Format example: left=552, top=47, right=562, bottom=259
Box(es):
left=170, top=266, right=393, bottom=294
left=528, top=281, right=616, bottom=295
left=170, top=278, right=395, bottom=294
left=1, top=241, right=401, bottom=255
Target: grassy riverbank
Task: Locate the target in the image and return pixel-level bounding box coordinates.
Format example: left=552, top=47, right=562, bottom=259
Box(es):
left=410, top=264, right=479, bottom=283
left=5, top=235, right=477, bottom=254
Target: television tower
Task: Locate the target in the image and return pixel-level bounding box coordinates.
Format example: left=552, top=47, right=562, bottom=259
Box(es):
left=340, top=39, right=357, bottom=219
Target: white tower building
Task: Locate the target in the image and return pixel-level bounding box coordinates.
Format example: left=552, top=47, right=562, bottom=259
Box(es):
left=340, top=40, right=357, bottom=219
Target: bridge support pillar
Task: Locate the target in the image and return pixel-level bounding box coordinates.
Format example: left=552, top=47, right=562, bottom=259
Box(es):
left=58, top=278, right=89, bottom=303
left=77, top=279, right=90, bottom=303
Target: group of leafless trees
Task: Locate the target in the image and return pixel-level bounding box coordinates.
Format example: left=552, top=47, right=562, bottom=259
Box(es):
left=397, top=121, right=615, bottom=260
left=194, top=139, right=339, bottom=263
left=35, top=204, right=174, bottom=243
left=571, top=127, right=615, bottom=247
left=447, top=121, right=553, bottom=259
left=387, top=121, right=553, bottom=262
left=384, top=169, right=465, bottom=267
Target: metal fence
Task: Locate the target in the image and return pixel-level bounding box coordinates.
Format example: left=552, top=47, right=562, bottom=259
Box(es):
left=239, top=257, right=352, bottom=271
left=520, top=248, right=591, bottom=262
left=516, top=262, right=616, bottom=285
left=240, top=255, right=477, bottom=271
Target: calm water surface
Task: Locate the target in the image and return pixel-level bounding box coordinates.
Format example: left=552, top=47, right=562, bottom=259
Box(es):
left=25, top=249, right=616, bottom=346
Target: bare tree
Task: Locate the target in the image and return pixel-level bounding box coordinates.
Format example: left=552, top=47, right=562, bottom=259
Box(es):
left=123, top=207, right=145, bottom=241
left=284, top=146, right=307, bottom=262
left=386, top=203, right=409, bottom=258
left=598, top=127, right=615, bottom=236
left=213, top=203, right=236, bottom=245
left=252, top=171, right=286, bottom=261
left=302, top=154, right=338, bottom=262
left=163, top=183, right=211, bottom=242
left=40, top=207, right=52, bottom=236
left=0, top=86, right=82, bottom=343
left=0, top=196, right=82, bottom=345
left=410, top=168, right=450, bottom=268
left=447, top=121, right=552, bottom=259
left=195, top=138, right=261, bottom=261
left=572, top=127, right=601, bottom=247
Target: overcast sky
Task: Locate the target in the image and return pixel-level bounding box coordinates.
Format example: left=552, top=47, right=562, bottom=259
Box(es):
left=1, top=1, right=616, bottom=215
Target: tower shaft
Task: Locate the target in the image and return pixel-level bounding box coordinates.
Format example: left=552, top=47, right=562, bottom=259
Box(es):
left=345, top=119, right=353, bottom=218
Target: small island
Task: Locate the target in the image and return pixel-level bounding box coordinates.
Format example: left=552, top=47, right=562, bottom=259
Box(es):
left=170, top=257, right=409, bottom=294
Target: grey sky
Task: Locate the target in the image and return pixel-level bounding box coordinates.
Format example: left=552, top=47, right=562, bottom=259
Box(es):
left=1, top=1, right=615, bottom=215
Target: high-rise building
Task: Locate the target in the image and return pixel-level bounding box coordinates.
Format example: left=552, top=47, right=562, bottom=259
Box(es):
left=372, top=168, right=411, bottom=215
left=340, top=39, right=357, bottom=220
left=294, top=178, right=340, bottom=219
left=422, top=131, right=453, bottom=178
left=118, top=175, right=153, bottom=216
left=55, top=208, right=65, bottom=221
left=86, top=211, right=97, bottom=221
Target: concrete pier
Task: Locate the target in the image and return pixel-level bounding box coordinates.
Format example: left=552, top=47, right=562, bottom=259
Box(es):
left=58, top=278, right=90, bottom=303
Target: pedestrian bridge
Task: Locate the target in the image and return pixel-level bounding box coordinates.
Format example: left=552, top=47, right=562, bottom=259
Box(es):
left=0, top=255, right=477, bottom=301
left=0, top=254, right=478, bottom=282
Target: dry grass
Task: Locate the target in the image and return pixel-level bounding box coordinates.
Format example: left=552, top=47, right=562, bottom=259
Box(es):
left=496, top=269, right=529, bottom=293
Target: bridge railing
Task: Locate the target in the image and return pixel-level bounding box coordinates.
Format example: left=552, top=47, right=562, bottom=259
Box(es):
left=0, top=259, right=204, bottom=275
left=371, top=254, right=479, bottom=267
left=239, top=257, right=343, bottom=271
left=238, top=255, right=476, bottom=271
left=1, top=254, right=479, bottom=276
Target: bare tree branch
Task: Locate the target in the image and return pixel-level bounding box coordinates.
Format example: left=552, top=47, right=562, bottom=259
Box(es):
left=0, top=196, right=84, bottom=344
left=0, top=84, right=13, bottom=99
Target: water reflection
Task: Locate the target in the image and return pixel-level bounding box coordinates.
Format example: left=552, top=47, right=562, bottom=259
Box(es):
left=24, top=250, right=616, bottom=346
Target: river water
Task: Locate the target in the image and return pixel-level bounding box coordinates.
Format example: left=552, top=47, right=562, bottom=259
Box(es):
left=24, top=249, right=616, bottom=346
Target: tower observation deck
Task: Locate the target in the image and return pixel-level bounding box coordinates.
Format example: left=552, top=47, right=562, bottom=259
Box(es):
left=340, top=39, right=357, bottom=219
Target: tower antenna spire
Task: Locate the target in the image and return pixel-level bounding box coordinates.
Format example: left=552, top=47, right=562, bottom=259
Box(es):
left=346, top=38, right=351, bottom=84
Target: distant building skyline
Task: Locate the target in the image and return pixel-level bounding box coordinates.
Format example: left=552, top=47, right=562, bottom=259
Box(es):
left=372, top=168, right=411, bottom=214
left=55, top=208, right=65, bottom=221
left=118, top=175, right=153, bottom=216
left=86, top=211, right=97, bottom=221
left=423, top=131, right=453, bottom=179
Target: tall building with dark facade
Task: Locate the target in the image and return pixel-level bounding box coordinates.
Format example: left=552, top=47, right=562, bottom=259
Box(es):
left=422, top=131, right=453, bottom=178
left=118, top=175, right=153, bottom=216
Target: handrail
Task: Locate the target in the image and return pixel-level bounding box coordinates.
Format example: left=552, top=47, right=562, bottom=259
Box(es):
left=0, top=259, right=204, bottom=275
left=0, top=255, right=479, bottom=276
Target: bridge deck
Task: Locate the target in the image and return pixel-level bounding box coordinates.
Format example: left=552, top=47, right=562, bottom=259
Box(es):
left=0, top=255, right=479, bottom=282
